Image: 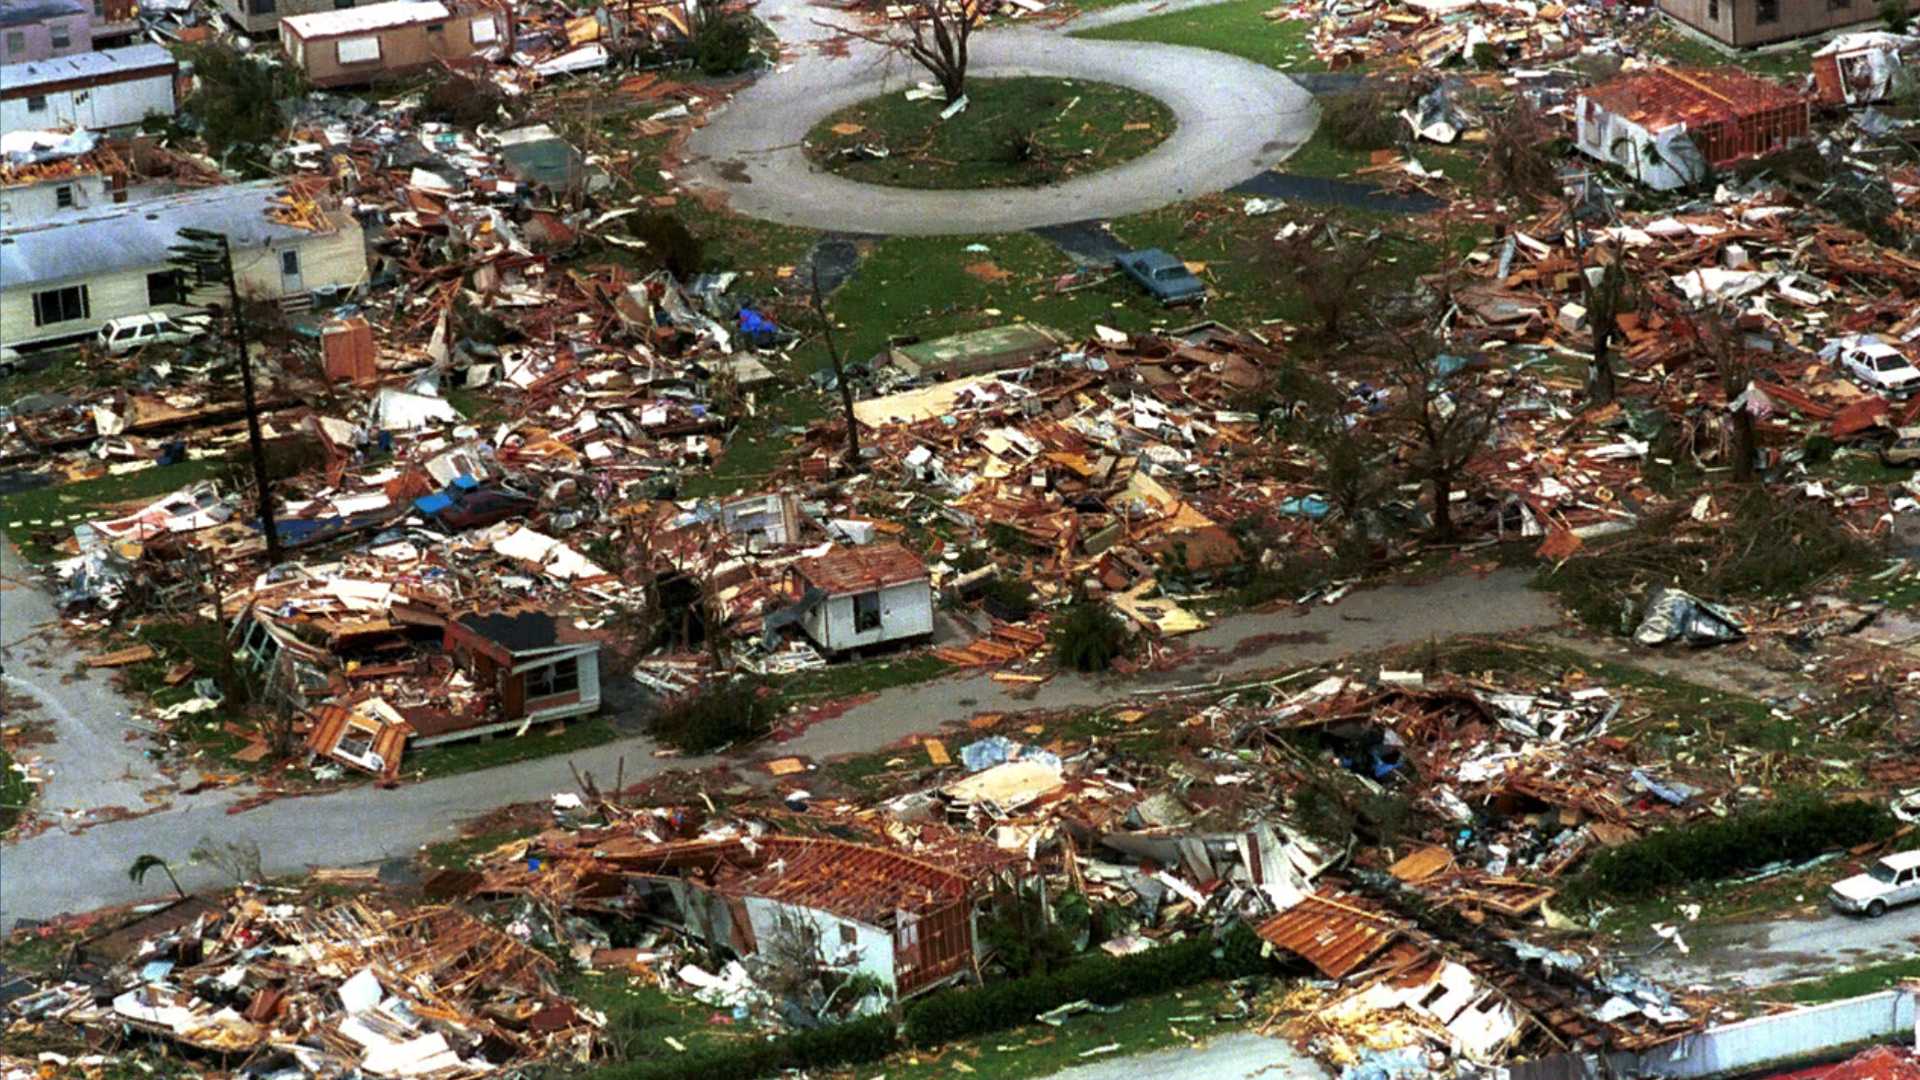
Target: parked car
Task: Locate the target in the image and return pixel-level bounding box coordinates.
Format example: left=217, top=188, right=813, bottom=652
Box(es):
left=1823, top=333, right=1920, bottom=397
left=1114, top=249, right=1206, bottom=305
left=1829, top=851, right=1920, bottom=917
left=1879, top=427, right=1920, bottom=468
left=431, top=488, right=538, bottom=531
left=0, top=347, right=20, bottom=378
left=97, top=312, right=213, bottom=356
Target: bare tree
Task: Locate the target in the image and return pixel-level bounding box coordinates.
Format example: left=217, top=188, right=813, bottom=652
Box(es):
left=837, top=0, right=981, bottom=102
left=1699, top=314, right=1759, bottom=483
left=1580, top=250, right=1631, bottom=406
left=1377, top=329, right=1499, bottom=542
left=811, top=258, right=862, bottom=470
left=1257, top=215, right=1381, bottom=343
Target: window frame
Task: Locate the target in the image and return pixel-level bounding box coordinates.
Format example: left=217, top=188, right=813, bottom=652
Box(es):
left=852, top=590, right=882, bottom=632
left=31, top=285, right=90, bottom=328
left=147, top=269, right=187, bottom=307
left=525, top=656, right=581, bottom=700
left=5, top=31, right=25, bottom=56
left=26, top=94, right=47, bottom=112
left=1756, top=0, right=1779, bottom=22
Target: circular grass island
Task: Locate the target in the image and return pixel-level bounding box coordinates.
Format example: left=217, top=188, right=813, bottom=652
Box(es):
left=804, top=76, right=1176, bottom=191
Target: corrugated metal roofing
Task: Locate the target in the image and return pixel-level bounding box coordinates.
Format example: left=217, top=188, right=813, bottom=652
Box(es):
left=0, top=44, right=174, bottom=93
left=1581, top=66, right=1803, bottom=131
left=1254, top=891, right=1404, bottom=979
left=0, top=180, right=324, bottom=289
left=281, top=0, right=450, bottom=38
left=793, top=542, right=929, bottom=596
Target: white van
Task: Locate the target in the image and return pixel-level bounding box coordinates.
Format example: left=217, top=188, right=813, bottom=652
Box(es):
left=96, top=313, right=212, bottom=356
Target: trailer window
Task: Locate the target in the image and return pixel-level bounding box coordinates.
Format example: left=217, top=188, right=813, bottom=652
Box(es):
left=31, top=285, right=89, bottom=327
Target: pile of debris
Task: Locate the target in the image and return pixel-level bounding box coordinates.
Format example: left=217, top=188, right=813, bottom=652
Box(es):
left=9, top=892, right=601, bottom=1076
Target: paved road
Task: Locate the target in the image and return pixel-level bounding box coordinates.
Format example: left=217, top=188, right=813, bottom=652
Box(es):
left=679, top=0, right=1317, bottom=234
left=0, top=567, right=1555, bottom=929
left=0, top=539, right=208, bottom=826
left=1635, top=906, right=1920, bottom=993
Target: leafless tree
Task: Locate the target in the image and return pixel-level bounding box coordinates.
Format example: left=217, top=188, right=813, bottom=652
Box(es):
left=1256, top=215, right=1381, bottom=343
left=1581, top=250, right=1631, bottom=406
left=1698, top=313, right=1759, bottom=483
left=837, top=0, right=981, bottom=102
left=811, top=258, right=862, bottom=469
left=1376, top=327, right=1500, bottom=542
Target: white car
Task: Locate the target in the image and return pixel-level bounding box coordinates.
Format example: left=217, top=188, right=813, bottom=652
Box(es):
left=96, top=312, right=212, bottom=356
left=1823, top=333, right=1920, bottom=397
left=1829, top=851, right=1920, bottom=918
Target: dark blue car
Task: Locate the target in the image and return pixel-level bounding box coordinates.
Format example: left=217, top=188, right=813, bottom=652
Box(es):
left=1115, top=249, right=1206, bottom=306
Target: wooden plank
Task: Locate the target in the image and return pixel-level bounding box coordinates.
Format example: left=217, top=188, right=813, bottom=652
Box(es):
left=88, top=644, right=157, bottom=668
left=924, top=738, right=950, bottom=766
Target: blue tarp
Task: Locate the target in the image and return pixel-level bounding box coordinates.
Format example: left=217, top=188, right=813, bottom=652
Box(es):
left=738, top=308, right=777, bottom=336
left=1279, top=494, right=1332, bottom=519
left=414, top=492, right=455, bottom=515
left=451, top=474, right=479, bottom=490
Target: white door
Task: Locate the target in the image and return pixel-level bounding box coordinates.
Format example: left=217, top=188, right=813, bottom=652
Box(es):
left=279, top=249, right=304, bottom=294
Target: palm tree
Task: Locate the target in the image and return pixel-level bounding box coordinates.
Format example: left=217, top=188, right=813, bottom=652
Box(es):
left=128, top=853, right=186, bottom=898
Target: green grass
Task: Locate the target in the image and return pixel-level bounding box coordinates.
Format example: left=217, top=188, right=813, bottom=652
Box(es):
left=405, top=716, right=622, bottom=780
left=875, top=980, right=1256, bottom=1079
left=0, top=457, right=232, bottom=562
left=806, top=77, right=1176, bottom=190
left=1072, top=1, right=1328, bottom=72
left=776, top=652, right=954, bottom=707
left=0, top=748, right=28, bottom=833
left=1764, top=956, right=1920, bottom=1004
left=1637, top=22, right=1819, bottom=79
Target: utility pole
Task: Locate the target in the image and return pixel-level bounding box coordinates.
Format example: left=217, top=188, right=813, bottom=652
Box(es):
left=170, top=228, right=282, bottom=564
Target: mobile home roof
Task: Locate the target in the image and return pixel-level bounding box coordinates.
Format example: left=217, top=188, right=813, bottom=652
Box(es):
left=0, top=44, right=174, bottom=95
left=0, top=180, right=326, bottom=289
left=280, top=0, right=451, bottom=38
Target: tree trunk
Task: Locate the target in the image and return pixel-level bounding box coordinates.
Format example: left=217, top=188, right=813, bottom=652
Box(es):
left=1429, top=475, right=1454, bottom=541
left=1732, top=411, right=1756, bottom=482
left=811, top=260, right=861, bottom=469
left=1588, top=337, right=1616, bottom=406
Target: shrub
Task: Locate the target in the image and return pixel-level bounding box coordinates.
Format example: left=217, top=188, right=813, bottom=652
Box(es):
left=622, top=213, right=705, bottom=281
left=599, top=1014, right=896, bottom=1080
left=1049, top=598, right=1128, bottom=673
left=903, top=932, right=1267, bottom=1048
left=1536, top=488, right=1880, bottom=635
left=1882, top=0, right=1911, bottom=32
left=420, top=73, right=516, bottom=129
left=1320, top=87, right=1403, bottom=153
left=179, top=44, right=306, bottom=174
left=980, top=576, right=1035, bottom=622
left=648, top=679, right=774, bottom=752
left=1575, top=795, right=1896, bottom=900
left=694, top=13, right=757, bottom=77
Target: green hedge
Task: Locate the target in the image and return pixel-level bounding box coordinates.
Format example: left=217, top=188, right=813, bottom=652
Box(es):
left=1579, top=795, right=1896, bottom=899
left=593, top=930, right=1270, bottom=1079
left=903, top=928, right=1266, bottom=1048
left=600, top=1014, right=896, bottom=1080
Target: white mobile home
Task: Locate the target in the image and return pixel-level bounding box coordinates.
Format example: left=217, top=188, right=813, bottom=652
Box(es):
left=0, top=180, right=368, bottom=348
left=787, top=542, right=934, bottom=655
left=0, top=44, right=176, bottom=136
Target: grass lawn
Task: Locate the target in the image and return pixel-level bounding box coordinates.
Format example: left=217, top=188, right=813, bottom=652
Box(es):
left=871, top=981, right=1257, bottom=1079
left=1635, top=22, right=1819, bottom=79
left=1072, top=1, right=1328, bottom=72
left=806, top=77, right=1176, bottom=190
left=1764, top=955, right=1920, bottom=1004
left=0, top=748, right=28, bottom=833
left=0, top=457, right=233, bottom=563
left=403, top=716, right=623, bottom=780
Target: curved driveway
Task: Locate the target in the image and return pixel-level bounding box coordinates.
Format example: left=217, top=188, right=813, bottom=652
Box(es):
left=679, top=0, right=1317, bottom=235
